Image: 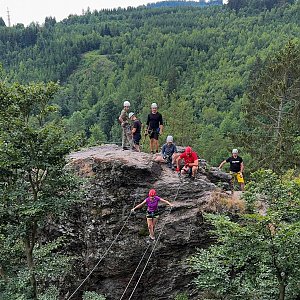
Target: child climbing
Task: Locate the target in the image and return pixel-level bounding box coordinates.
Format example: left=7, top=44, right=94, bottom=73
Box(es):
left=131, top=189, right=173, bottom=240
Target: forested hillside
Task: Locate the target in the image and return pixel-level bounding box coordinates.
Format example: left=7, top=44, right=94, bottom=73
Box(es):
left=0, top=1, right=299, bottom=169
left=147, top=0, right=223, bottom=8
left=1, top=1, right=300, bottom=300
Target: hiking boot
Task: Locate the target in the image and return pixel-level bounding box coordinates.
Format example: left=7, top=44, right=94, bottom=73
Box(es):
left=122, top=147, right=129, bottom=150
left=149, top=235, right=155, bottom=241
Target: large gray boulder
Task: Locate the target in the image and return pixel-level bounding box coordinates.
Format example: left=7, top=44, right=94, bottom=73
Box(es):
left=49, top=145, right=237, bottom=300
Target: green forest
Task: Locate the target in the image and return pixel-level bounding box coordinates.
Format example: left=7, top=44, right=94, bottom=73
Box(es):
left=0, top=0, right=300, bottom=170
left=1, top=0, right=300, bottom=299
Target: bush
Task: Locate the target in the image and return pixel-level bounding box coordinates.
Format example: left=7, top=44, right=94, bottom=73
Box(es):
left=175, top=292, right=189, bottom=300
left=82, top=291, right=106, bottom=300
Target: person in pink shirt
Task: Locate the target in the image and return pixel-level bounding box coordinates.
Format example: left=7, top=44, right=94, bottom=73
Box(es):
left=131, top=189, right=172, bottom=240
left=176, top=146, right=199, bottom=180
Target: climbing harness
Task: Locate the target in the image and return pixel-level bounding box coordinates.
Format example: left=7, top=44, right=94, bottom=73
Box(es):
left=119, top=183, right=182, bottom=300
left=146, top=210, right=160, bottom=219
left=66, top=191, right=140, bottom=300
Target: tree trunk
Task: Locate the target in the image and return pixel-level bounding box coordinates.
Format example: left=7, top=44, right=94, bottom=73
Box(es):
left=270, top=94, right=284, bottom=171
left=278, top=281, right=286, bottom=300
left=275, top=96, right=283, bottom=140
left=0, top=265, right=8, bottom=282
left=24, top=221, right=38, bottom=300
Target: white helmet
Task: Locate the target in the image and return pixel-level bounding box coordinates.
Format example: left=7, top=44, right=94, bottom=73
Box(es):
left=166, top=135, right=173, bottom=143
left=151, top=102, right=158, bottom=109
left=123, top=101, right=130, bottom=107
left=232, top=149, right=238, bottom=154
left=129, top=112, right=135, bottom=118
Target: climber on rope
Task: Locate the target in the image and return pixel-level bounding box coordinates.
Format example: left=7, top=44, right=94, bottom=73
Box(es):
left=146, top=103, right=164, bottom=154
left=155, top=135, right=179, bottom=170
left=218, top=148, right=245, bottom=191
left=176, top=146, right=199, bottom=181
left=129, top=112, right=142, bottom=152
left=131, top=189, right=172, bottom=241
left=119, top=101, right=133, bottom=151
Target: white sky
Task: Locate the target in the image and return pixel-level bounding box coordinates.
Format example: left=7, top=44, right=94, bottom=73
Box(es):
left=0, top=1, right=158, bottom=26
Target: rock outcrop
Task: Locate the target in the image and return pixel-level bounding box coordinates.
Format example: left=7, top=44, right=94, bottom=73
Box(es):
left=51, top=145, right=235, bottom=300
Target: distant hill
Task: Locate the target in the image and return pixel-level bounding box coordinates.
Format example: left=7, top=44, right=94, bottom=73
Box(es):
left=146, top=0, right=223, bottom=8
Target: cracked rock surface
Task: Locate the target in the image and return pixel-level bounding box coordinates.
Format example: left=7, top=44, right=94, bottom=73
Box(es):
left=48, top=145, right=235, bottom=300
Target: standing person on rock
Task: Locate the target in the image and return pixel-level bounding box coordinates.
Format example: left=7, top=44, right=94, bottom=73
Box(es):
left=131, top=189, right=172, bottom=241
left=218, top=148, right=245, bottom=191
left=118, top=101, right=133, bottom=150
left=176, top=146, right=199, bottom=181
left=129, top=112, right=142, bottom=152
left=146, top=103, right=164, bottom=154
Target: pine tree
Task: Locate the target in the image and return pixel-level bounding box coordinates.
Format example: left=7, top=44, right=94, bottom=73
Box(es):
left=242, top=41, right=300, bottom=172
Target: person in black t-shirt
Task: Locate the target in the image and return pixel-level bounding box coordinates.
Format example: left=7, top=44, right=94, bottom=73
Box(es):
left=146, top=102, right=163, bottom=154
left=129, top=112, right=142, bottom=152
left=219, top=149, right=245, bottom=191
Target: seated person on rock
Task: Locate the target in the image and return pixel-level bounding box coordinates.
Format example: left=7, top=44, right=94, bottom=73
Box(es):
left=155, top=135, right=179, bottom=169
left=131, top=189, right=172, bottom=241
left=176, top=146, right=199, bottom=181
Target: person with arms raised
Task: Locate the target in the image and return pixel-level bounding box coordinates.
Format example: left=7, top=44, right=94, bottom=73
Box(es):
left=131, top=189, right=172, bottom=241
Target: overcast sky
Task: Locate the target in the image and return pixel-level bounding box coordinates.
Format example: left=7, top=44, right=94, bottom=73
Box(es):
left=0, top=1, right=159, bottom=26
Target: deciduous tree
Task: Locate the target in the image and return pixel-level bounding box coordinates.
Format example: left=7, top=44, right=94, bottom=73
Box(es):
left=0, top=81, right=80, bottom=299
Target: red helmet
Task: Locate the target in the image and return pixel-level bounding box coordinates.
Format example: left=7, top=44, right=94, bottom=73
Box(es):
left=185, top=146, right=192, bottom=154
left=149, top=189, right=156, bottom=197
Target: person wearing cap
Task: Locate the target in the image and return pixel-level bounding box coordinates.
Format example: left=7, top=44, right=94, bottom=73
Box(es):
left=146, top=103, right=164, bottom=154
left=131, top=189, right=172, bottom=240
left=155, top=135, right=178, bottom=169
left=219, top=149, right=245, bottom=191
left=129, top=112, right=142, bottom=152
left=118, top=101, right=133, bottom=150
left=176, top=146, right=199, bottom=181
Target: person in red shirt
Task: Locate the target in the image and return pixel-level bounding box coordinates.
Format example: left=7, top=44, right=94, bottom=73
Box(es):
left=176, top=146, right=199, bottom=180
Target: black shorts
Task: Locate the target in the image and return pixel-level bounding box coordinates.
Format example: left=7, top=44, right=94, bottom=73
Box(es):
left=149, top=129, right=159, bottom=140
left=133, top=134, right=141, bottom=145
left=146, top=210, right=160, bottom=219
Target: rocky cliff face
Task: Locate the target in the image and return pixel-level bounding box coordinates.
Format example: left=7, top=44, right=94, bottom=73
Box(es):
left=52, top=145, right=234, bottom=300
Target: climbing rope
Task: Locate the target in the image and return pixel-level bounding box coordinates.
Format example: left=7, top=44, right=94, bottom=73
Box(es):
left=120, top=182, right=182, bottom=300
left=118, top=243, right=151, bottom=300
left=128, top=208, right=173, bottom=300
left=67, top=190, right=140, bottom=300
